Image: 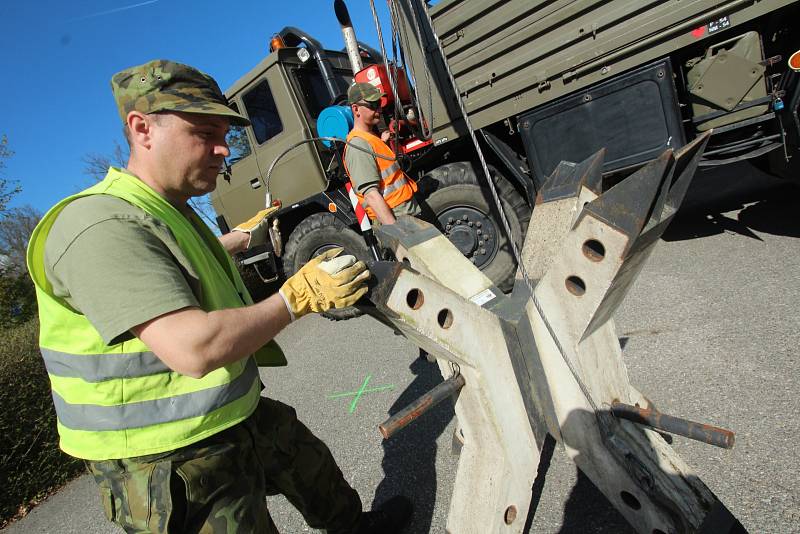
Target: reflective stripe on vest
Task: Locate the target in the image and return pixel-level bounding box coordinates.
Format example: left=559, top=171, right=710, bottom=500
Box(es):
left=360, top=175, right=413, bottom=210
left=383, top=175, right=411, bottom=195
left=380, top=162, right=401, bottom=180
left=52, top=358, right=259, bottom=431
left=344, top=129, right=417, bottom=219
left=42, top=348, right=169, bottom=382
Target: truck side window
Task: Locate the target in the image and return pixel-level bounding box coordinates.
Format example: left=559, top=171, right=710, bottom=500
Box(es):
left=243, top=79, right=283, bottom=144
left=225, top=102, right=252, bottom=166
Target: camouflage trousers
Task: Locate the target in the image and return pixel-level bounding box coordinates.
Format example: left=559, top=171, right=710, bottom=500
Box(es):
left=87, top=397, right=362, bottom=533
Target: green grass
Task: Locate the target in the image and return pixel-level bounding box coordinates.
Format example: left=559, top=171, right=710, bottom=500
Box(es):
left=0, top=318, right=85, bottom=527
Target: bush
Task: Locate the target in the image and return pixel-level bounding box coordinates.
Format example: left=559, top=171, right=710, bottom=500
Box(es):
left=0, top=318, right=84, bottom=526
left=0, top=271, right=37, bottom=328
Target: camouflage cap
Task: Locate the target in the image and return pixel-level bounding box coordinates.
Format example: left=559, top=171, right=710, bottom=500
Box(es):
left=347, top=82, right=385, bottom=105
left=110, top=59, right=250, bottom=126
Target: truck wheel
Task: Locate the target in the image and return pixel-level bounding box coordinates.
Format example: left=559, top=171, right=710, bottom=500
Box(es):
left=282, top=212, right=370, bottom=320
left=422, top=162, right=530, bottom=292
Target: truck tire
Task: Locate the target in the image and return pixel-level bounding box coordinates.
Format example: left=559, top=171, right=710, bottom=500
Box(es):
left=282, top=212, right=370, bottom=320
left=422, top=162, right=530, bottom=292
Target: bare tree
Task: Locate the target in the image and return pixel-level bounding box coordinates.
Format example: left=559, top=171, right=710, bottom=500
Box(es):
left=0, top=135, right=21, bottom=216
left=82, top=140, right=128, bottom=183
left=0, top=205, right=42, bottom=275
left=226, top=125, right=252, bottom=163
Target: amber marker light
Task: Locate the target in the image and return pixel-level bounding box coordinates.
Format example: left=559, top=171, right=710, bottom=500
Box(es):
left=790, top=50, right=800, bottom=72
left=328, top=202, right=338, bottom=213
left=269, top=35, right=286, bottom=52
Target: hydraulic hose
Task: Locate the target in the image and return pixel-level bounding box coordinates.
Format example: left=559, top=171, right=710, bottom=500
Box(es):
left=264, top=136, right=397, bottom=191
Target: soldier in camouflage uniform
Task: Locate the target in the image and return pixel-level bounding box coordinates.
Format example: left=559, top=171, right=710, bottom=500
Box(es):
left=31, top=59, right=412, bottom=533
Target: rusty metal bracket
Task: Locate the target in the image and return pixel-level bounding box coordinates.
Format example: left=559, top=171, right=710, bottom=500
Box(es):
left=611, top=401, right=735, bottom=449
left=379, top=373, right=466, bottom=439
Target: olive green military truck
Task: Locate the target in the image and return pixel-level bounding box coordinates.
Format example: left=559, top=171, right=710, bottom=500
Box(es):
left=212, top=0, right=800, bottom=296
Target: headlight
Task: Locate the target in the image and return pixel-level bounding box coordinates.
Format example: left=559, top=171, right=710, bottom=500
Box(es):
left=297, top=48, right=311, bottom=63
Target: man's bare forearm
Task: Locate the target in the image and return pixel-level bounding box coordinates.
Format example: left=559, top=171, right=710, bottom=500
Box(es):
left=133, top=293, right=291, bottom=378
left=219, top=230, right=249, bottom=255
left=365, top=190, right=397, bottom=225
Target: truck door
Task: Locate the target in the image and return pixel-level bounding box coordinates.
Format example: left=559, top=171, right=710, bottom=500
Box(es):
left=241, top=65, right=328, bottom=209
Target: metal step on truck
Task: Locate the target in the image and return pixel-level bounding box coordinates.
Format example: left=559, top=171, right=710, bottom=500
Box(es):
left=211, top=0, right=800, bottom=303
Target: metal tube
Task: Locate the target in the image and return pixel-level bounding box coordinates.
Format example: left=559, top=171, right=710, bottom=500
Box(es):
left=279, top=27, right=340, bottom=100
left=379, top=374, right=466, bottom=439
left=363, top=229, right=383, bottom=262
left=334, top=0, right=364, bottom=75
left=611, top=401, right=735, bottom=449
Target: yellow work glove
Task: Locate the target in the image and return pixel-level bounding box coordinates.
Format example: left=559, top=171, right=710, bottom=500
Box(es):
left=279, top=247, right=370, bottom=320
left=232, top=206, right=279, bottom=249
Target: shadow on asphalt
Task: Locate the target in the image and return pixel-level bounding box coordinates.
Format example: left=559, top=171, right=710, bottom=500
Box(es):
left=663, top=164, right=800, bottom=242
left=523, top=435, right=634, bottom=534
left=369, top=357, right=636, bottom=533
left=547, top=409, right=747, bottom=534
left=372, top=354, right=454, bottom=534
left=556, top=469, right=635, bottom=534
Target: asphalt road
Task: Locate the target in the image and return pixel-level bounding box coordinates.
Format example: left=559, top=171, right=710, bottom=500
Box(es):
left=6, top=163, right=799, bottom=533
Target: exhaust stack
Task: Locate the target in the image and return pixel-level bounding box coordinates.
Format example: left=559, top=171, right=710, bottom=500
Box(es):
left=334, top=0, right=363, bottom=75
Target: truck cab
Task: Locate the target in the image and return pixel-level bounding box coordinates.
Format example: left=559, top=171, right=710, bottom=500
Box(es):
left=214, top=45, right=353, bottom=230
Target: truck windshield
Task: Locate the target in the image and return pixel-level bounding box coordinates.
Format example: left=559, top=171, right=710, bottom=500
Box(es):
left=293, top=67, right=352, bottom=119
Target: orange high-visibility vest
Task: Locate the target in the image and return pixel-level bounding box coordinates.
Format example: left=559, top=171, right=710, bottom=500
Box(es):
left=344, top=129, right=417, bottom=220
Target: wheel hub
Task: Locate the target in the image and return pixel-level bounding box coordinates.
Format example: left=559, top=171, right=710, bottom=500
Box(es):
left=448, top=225, right=478, bottom=255
left=437, top=206, right=498, bottom=269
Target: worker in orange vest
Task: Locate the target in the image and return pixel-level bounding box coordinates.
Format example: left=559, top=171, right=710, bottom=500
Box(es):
left=343, top=82, right=421, bottom=225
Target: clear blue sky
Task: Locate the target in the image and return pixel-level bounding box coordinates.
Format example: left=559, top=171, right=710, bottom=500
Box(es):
left=0, top=0, right=397, bottom=214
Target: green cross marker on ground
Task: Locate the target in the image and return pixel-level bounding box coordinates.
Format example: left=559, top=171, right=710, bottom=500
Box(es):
left=328, top=374, right=395, bottom=414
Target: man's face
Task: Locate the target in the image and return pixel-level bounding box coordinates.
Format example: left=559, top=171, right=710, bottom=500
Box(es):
left=352, top=100, right=382, bottom=126
left=147, top=112, right=231, bottom=199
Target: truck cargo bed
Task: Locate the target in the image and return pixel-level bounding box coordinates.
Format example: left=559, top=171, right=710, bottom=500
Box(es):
left=398, top=0, right=794, bottom=141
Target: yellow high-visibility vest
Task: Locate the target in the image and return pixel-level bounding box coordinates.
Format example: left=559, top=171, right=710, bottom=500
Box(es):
left=27, top=167, right=285, bottom=460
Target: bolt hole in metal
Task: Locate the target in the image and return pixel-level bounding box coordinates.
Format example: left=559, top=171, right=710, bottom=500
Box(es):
left=565, top=275, right=587, bottom=296
left=504, top=505, right=517, bottom=525
left=438, top=309, right=454, bottom=329
left=582, top=239, right=606, bottom=262
left=620, top=491, right=642, bottom=510
left=406, top=289, right=424, bottom=310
